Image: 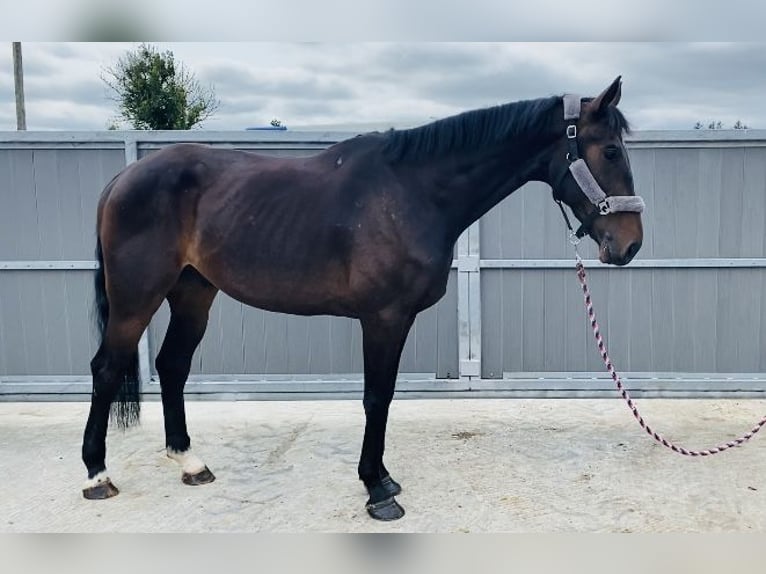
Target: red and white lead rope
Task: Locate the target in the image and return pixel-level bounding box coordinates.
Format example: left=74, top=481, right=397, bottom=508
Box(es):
left=574, top=250, right=766, bottom=456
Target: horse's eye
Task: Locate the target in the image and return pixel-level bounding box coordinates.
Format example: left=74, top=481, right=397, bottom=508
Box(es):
left=604, top=145, right=621, bottom=160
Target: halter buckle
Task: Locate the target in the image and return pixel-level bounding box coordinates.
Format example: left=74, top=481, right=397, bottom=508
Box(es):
left=597, top=199, right=611, bottom=215
left=566, top=124, right=577, bottom=139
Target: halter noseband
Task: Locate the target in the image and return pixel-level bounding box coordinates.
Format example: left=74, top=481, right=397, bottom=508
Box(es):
left=552, top=94, right=645, bottom=239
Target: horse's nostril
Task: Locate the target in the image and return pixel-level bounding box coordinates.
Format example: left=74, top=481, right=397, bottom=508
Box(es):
left=625, top=241, right=641, bottom=261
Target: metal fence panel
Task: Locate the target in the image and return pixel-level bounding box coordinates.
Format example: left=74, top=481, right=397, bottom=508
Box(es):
left=1, top=130, right=766, bottom=399
left=0, top=146, right=124, bottom=377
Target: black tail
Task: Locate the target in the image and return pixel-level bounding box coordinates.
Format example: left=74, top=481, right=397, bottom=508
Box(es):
left=93, top=236, right=141, bottom=429
left=93, top=237, right=109, bottom=344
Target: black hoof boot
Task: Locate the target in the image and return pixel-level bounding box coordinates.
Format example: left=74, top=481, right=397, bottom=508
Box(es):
left=182, top=466, right=216, bottom=486
left=381, top=475, right=402, bottom=497
left=366, top=496, right=405, bottom=521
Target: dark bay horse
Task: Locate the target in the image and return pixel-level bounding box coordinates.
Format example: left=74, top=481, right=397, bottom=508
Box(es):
left=82, top=77, right=643, bottom=520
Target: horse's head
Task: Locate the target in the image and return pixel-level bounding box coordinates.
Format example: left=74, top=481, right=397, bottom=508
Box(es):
left=550, top=77, right=644, bottom=266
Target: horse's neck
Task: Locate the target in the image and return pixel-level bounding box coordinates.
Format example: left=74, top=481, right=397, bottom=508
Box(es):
left=423, top=137, right=558, bottom=237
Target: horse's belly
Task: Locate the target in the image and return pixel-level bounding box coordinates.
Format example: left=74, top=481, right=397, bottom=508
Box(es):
left=195, top=261, right=357, bottom=317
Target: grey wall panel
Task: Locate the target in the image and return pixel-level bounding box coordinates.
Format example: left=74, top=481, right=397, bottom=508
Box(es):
left=635, top=145, right=766, bottom=260
left=693, top=149, right=723, bottom=258
left=0, top=270, right=29, bottom=374
left=482, top=267, right=766, bottom=374
left=716, top=149, right=746, bottom=258
left=742, top=148, right=766, bottom=257
left=0, top=148, right=124, bottom=261
left=627, top=148, right=656, bottom=258
left=716, top=269, right=762, bottom=372
left=73, top=150, right=126, bottom=259
left=65, top=270, right=99, bottom=371
left=0, top=270, right=95, bottom=376
left=762, top=274, right=766, bottom=373
left=403, top=270, right=458, bottom=377
left=0, top=150, right=38, bottom=259
left=0, top=147, right=120, bottom=380
left=436, top=270, right=459, bottom=378
left=481, top=182, right=559, bottom=260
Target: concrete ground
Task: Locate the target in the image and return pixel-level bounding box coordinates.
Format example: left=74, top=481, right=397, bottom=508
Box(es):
left=1, top=398, right=765, bottom=532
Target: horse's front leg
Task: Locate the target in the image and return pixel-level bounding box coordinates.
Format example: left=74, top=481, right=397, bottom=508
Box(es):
left=358, top=310, right=415, bottom=521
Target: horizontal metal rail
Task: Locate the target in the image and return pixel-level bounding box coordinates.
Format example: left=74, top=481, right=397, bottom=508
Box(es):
left=0, top=130, right=355, bottom=149
left=1, top=129, right=766, bottom=144
left=3, top=259, right=766, bottom=271
left=0, top=261, right=98, bottom=270
left=478, top=258, right=766, bottom=269
left=3, top=373, right=766, bottom=401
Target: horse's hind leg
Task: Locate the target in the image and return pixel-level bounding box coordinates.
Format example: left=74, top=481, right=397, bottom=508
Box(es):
left=82, top=309, right=159, bottom=499
left=82, top=235, right=182, bottom=499
left=155, top=267, right=218, bottom=485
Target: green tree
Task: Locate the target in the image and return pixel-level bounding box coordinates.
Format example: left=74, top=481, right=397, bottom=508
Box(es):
left=103, top=44, right=219, bottom=130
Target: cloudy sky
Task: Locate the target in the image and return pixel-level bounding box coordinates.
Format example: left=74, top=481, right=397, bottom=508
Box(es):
left=1, top=42, right=765, bottom=132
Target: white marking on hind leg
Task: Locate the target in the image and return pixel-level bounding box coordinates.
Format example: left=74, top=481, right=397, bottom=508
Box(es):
left=167, top=447, right=206, bottom=475
left=83, top=470, right=110, bottom=490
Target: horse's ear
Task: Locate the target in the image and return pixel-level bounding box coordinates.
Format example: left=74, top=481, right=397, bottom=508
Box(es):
left=591, top=76, right=622, bottom=114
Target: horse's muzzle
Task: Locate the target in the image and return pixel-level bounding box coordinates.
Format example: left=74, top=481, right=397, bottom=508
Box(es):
left=600, top=238, right=641, bottom=266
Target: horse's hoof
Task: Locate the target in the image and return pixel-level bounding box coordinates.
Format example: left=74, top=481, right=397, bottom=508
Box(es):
left=381, top=475, right=402, bottom=497
left=366, top=496, right=405, bottom=521
left=82, top=478, right=119, bottom=500
left=182, top=466, right=216, bottom=486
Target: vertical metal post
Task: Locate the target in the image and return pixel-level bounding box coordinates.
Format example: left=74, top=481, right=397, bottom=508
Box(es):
left=457, top=221, right=482, bottom=379
left=124, top=136, right=152, bottom=387
left=467, top=221, right=482, bottom=377
left=12, top=42, right=27, bottom=131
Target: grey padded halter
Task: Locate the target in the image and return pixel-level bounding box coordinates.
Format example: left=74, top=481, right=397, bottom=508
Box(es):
left=561, top=93, right=645, bottom=216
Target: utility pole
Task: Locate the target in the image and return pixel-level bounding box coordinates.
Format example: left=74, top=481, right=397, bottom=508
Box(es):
left=12, top=42, right=27, bottom=130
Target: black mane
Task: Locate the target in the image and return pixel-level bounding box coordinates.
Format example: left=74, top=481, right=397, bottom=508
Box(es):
left=382, top=96, right=559, bottom=162
left=382, top=95, right=630, bottom=162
